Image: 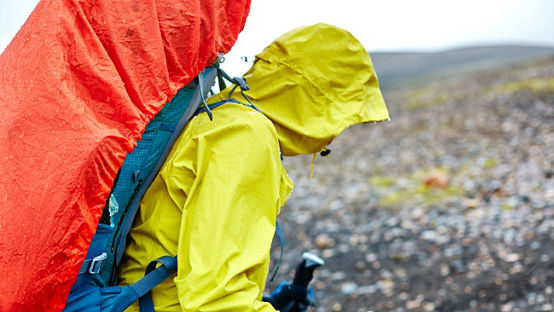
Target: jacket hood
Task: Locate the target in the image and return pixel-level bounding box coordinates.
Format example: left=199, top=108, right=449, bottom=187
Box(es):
left=213, top=23, right=389, bottom=155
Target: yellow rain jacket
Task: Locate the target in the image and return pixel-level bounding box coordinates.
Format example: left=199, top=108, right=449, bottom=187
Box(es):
left=118, top=23, right=388, bottom=312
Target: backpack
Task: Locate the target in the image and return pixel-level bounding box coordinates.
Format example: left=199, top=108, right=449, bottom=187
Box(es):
left=63, top=65, right=219, bottom=312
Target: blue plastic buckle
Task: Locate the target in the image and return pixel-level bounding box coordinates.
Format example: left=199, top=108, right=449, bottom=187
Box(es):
left=88, top=252, right=107, bottom=274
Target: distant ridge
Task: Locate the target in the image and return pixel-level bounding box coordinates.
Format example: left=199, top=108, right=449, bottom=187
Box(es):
left=370, top=45, right=554, bottom=91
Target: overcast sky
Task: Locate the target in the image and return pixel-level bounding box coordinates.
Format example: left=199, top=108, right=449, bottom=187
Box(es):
left=2, top=0, right=554, bottom=75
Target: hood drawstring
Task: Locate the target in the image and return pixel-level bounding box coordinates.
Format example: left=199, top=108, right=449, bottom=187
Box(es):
left=310, top=147, right=331, bottom=179
left=310, top=153, right=317, bottom=179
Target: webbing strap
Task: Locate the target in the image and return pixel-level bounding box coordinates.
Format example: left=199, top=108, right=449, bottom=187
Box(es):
left=193, top=100, right=229, bottom=116
left=270, top=221, right=285, bottom=282
left=135, top=256, right=178, bottom=312
left=195, top=99, right=263, bottom=117
left=198, top=73, right=213, bottom=120
left=216, top=67, right=227, bottom=92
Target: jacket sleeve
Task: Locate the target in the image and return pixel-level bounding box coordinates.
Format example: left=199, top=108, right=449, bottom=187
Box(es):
left=169, top=109, right=282, bottom=311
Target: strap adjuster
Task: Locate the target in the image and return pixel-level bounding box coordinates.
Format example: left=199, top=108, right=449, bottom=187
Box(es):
left=232, top=77, right=249, bottom=91
left=88, top=252, right=107, bottom=274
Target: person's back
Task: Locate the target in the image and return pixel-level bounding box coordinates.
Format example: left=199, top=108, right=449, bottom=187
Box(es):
left=119, top=23, right=389, bottom=311
left=119, top=102, right=291, bottom=311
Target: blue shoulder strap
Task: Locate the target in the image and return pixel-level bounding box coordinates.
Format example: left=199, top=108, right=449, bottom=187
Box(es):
left=113, top=67, right=218, bottom=268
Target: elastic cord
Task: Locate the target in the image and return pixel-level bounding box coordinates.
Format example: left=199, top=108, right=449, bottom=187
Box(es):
left=310, top=153, right=316, bottom=179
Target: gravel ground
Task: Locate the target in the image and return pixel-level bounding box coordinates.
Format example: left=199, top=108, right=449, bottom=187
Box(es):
left=267, top=57, right=554, bottom=312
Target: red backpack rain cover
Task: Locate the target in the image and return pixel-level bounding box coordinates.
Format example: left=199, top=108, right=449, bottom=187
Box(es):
left=0, top=0, right=251, bottom=310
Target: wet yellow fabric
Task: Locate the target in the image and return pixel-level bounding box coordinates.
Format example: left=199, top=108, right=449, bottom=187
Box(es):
left=119, top=103, right=292, bottom=312
left=119, top=23, right=388, bottom=312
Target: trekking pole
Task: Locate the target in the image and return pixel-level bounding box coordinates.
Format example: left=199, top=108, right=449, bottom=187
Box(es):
left=289, top=252, right=324, bottom=312
left=264, top=252, right=324, bottom=312
left=293, top=252, right=325, bottom=288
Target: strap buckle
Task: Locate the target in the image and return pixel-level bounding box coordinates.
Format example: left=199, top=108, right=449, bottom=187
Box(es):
left=232, top=77, right=249, bottom=91
left=88, top=252, right=107, bottom=274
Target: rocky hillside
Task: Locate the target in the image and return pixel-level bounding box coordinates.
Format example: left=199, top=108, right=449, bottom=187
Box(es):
left=269, top=55, right=554, bottom=312
left=370, top=45, right=554, bottom=92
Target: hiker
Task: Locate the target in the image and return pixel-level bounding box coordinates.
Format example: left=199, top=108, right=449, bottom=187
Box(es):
left=118, top=23, right=389, bottom=311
